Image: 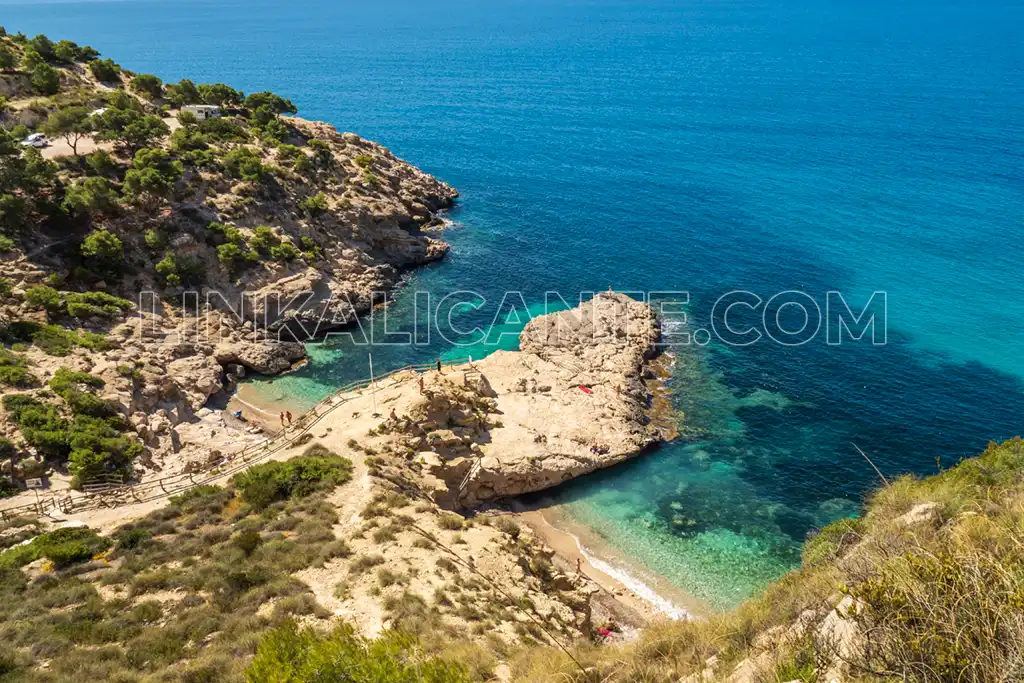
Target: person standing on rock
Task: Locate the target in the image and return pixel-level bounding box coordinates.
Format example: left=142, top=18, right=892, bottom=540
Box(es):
left=419, top=375, right=425, bottom=393
left=436, top=359, right=442, bottom=373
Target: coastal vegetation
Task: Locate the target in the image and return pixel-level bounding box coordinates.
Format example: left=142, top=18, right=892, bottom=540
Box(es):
left=0, top=26, right=454, bottom=494
left=0, top=443, right=577, bottom=682
left=0, top=447, right=358, bottom=682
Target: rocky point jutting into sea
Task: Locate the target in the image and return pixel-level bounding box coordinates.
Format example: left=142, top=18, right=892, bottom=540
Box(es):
left=239, top=291, right=672, bottom=509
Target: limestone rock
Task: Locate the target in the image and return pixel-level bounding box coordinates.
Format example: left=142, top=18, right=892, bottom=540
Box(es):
left=213, top=339, right=306, bottom=375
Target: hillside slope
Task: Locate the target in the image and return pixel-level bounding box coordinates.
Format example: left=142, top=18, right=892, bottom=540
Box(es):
left=0, top=28, right=455, bottom=489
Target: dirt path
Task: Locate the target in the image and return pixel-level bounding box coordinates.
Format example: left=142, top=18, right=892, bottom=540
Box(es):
left=41, top=114, right=180, bottom=160
left=41, top=134, right=104, bottom=159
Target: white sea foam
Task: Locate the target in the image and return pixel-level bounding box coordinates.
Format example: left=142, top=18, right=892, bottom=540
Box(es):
left=231, top=394, right=279, bottom=417
left=661, top=318, right=686, bottom=335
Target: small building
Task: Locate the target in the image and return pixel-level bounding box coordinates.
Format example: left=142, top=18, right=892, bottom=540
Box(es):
left=182, top=104, right=222, bottom=120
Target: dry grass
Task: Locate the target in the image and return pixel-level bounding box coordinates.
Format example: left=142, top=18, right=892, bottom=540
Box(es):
left=511, top=437, right=1024, bottom=683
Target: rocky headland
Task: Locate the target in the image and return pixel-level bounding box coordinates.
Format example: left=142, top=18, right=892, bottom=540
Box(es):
left=0, top=35, right=457, bottom=486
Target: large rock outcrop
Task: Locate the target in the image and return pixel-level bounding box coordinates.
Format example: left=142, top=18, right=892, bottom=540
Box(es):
left=303, top=293, right=669, bottom=508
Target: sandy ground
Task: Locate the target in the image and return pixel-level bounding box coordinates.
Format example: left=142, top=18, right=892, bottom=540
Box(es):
left=232, top=366, right=708, bottom=626
left=41, top=114, right=181, bottom=160
left=40, top=135, right=104, bottom=159
left=509, top=505, right=710, bottom=622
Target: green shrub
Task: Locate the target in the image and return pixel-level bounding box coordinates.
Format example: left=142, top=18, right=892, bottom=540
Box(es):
left=65, top=291, right=133, bottom=319
left=88, top=58, right=120, bottom=82
left=354, top=154, right=373, bottom=169
left=198, top=116, right=247, bottom=142
left=129, top=73, right=163, bottom=99
left=249, top=225, right=279, bottom=254
left=247, top=620, right=471, bottom=683
left=232, top=452, right=352, bottom=510
left=24, top=285, right=64, bottom=314
left=75, top=331, right=113, bottom=352
left=169, top=484, right=225, bottom=510
left=31, top=63, right=61, bottom=95
left=3, top=393, right=69, bottom=458
left=115, top=527, right=152, bottom=551
left=4, top=322, right=77, bottom=355
left=123, top=147, right=183, bottom=204
left=299, top=192, right=329, bottom=218
left=0, top=526, right=110, bottom=569
left=224, top=147, right=265, bottom=181
left=155, top=251, right=180, bottom=286
left=269, top=240, right=300, bottom=261
left=233, top=530, right=262, bottom=556
left=80, top=230, right=124, bottom=274
left=144, top=228, right=167, bottom=250
left=0, top=348, right=36, bottom=387
left=49, top=367, right=104, bottom=392
left=217, top=242, right=258, bottom=270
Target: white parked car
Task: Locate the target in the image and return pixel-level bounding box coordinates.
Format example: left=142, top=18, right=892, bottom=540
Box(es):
left=21, top=133, right=49, bottom=149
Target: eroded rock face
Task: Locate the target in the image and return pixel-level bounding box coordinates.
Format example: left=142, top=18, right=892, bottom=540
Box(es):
left=162, top=121, right=458, bottom=340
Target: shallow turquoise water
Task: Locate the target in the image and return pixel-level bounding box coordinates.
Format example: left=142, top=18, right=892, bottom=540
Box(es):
left=7, top=0, right=1023, bottom=609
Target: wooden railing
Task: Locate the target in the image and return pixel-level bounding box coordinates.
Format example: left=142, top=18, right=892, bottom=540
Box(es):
left=0, top=355, right=472, bottom=522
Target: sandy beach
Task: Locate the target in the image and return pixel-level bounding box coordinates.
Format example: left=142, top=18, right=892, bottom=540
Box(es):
left=507, top=503, right=710, bottom=621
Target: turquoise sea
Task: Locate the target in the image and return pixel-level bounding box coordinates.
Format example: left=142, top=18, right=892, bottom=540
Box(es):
left=6, top=0, right=1023, bottom=609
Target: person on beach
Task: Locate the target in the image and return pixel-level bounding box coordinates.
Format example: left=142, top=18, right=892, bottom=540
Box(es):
left=575, top=557, right=582, bottom=577
left=279, top=411, right=285, bottom=426
left=419, top=375, right=425, bottom=393
left=286, top=410, right=293, bottom=425
left=436, top=359, right=442, bottom=373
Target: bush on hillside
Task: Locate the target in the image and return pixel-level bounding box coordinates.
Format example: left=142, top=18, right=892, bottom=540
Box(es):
left=223, top=147, right=265, bottom=181
left=129, top=73, right=163, bottom=99
left=30, top=63, right=60, bottom=95
left=232, top=448, right=352, bottom=510
left=0, top=526, right=110, bottom=569
left=65, top=291, right=133, bottom=319
left=80, top=229, right=123, bottom=273
left=246, top=620, right=471, bottom=683
left=88, top=58, right=120, bottom=82
left=0, top=348, right=36, bottom=388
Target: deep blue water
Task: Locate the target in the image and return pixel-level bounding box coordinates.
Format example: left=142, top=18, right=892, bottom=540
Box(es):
left=5, top=0, right=1023, bottom=608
